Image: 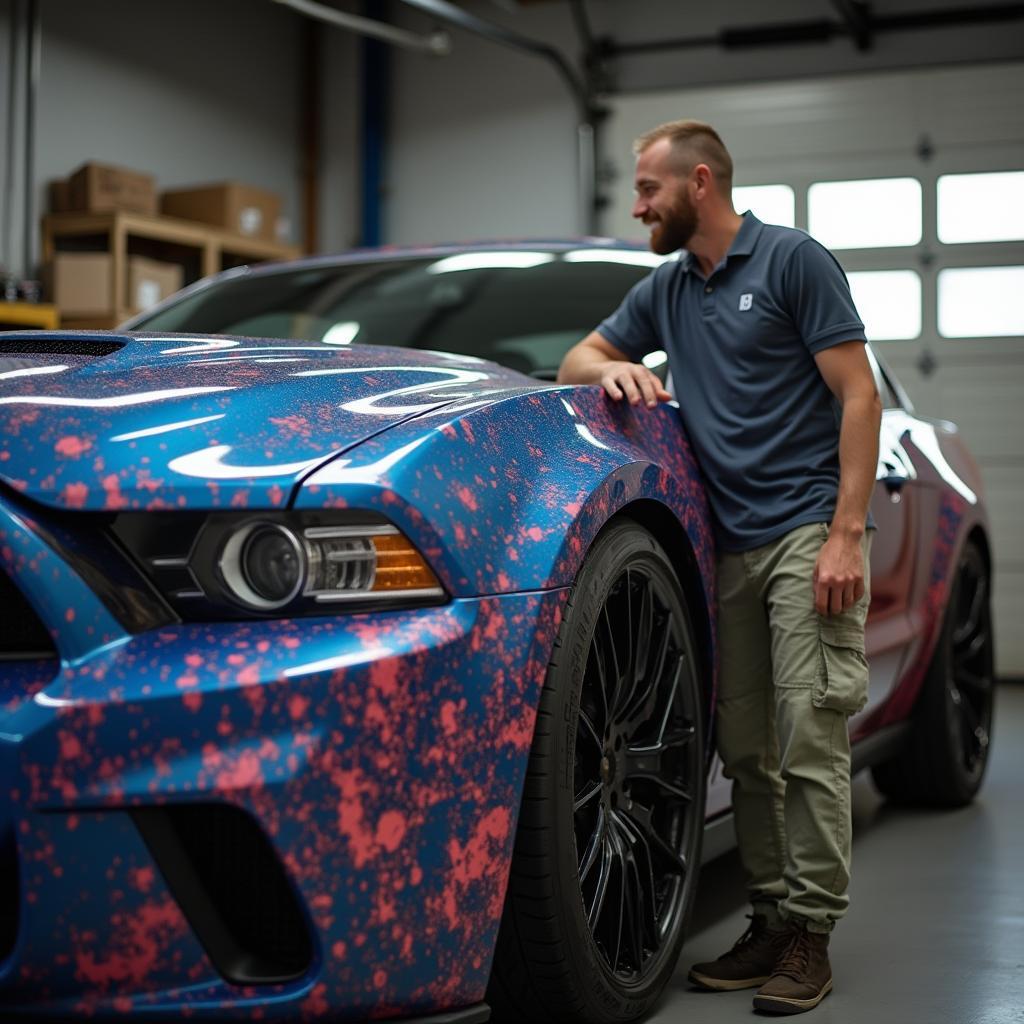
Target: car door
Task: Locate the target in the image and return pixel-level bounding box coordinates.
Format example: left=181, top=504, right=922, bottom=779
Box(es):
left=851, top=350, right=922, bottom=731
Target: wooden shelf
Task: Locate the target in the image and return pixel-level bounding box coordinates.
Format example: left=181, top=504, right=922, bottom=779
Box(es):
left=42, top=211, right=301, bottom=326
left=0, top=301, right=60, bottom=331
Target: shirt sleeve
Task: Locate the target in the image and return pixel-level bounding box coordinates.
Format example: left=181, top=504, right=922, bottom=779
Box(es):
left=595, top=269, right=662, bottom=361
left=782, top=238, right=867, bottom=354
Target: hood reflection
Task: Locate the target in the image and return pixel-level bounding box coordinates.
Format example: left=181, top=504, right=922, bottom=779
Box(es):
left=167, top=444, right=331, bottom=480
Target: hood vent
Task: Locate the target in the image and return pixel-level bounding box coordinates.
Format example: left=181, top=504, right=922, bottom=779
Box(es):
left=0, top=338, right=123, bottom=357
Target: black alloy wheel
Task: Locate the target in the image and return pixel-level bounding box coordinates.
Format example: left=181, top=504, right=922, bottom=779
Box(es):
left=946, top=545, right=995, bottom=781
left=488, top=520, right=706, bottom=1024
left=872, top=541, right=995, bottom=806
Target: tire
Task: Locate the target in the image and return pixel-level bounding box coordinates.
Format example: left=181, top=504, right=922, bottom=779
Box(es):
left=487, top=519, right=706, bottom=1024
left=871, top=541, right=995, bottom=807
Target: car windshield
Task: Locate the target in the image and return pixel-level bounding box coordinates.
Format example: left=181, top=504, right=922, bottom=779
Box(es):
left=133, top=249, right=664, bottom=378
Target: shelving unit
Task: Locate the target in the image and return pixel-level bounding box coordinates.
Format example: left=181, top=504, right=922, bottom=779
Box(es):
left=42, top=211, right=301, bottom=329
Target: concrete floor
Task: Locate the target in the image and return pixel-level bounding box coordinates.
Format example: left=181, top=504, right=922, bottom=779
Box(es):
left=652, top=682, right=1024, bottom=1024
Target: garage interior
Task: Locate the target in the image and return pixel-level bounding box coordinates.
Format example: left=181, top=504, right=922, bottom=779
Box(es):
left=1, top=1, right=1022, bottom=1021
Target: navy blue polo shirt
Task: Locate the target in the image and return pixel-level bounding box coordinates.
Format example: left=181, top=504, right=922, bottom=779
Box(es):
left=597, top=212, right=868, bottom=552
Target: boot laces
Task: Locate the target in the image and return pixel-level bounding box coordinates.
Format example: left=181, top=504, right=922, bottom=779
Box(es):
left=731, top=914, right=760, bottom=950
left=775, top=927, right=813, bottom=979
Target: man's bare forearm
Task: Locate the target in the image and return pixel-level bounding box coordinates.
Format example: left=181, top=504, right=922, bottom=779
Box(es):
left=557, top=332, right=626, bottom=384
left=831, top=392, right=882, bottom=538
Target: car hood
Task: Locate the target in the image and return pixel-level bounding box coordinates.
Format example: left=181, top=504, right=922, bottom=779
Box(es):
left=0, top=332, right=533, bottom=511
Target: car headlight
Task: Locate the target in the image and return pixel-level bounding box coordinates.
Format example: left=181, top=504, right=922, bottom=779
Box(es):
left=110, top=511, right=445, bottom=620
left=221, top=522, right=305, bottom=610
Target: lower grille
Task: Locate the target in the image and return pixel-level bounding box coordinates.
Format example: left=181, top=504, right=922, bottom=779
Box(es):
left=0, top=571, right=55, bottom=661
left=132, top=804, right=313, bottom=985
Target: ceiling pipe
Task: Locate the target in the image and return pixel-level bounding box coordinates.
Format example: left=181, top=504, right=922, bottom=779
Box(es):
left=24, top=0, right=40, bottom=280
left=2, top=0, right=22, bottom=277
left=396, top=0, right=588, bottom=114
left=605, top=2, right=1024, bottom=56
left=269, top=0, right=451, bottom=55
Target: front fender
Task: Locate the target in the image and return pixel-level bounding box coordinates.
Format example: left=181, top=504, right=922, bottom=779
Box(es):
left=295, top=387, right=715, bottom=610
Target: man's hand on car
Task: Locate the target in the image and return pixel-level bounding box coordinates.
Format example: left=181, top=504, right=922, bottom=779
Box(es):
left=599, top=361, right=672, bottom=408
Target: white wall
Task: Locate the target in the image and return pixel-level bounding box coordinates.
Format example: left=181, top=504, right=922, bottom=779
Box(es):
left=0, top=0, right=362, bottom=275
left=320, top=25, right=362, bottom=254
left=385, top=0, right=581, bottom=245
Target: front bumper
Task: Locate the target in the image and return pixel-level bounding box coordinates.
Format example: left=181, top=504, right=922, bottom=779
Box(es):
left=0, top=496, right=566, bottom=1020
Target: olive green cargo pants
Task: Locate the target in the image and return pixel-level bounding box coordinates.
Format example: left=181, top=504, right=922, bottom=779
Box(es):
left=716, top=522, right=872, bottom=933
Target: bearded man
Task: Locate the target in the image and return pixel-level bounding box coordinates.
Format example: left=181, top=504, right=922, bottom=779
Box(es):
left=557, top=119, right=881, bottom=1016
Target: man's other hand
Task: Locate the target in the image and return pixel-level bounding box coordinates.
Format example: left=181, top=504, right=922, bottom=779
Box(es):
left=813, top=531, right=865, bottom=616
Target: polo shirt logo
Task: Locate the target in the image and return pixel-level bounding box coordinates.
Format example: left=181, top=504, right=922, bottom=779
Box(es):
left=739, top=293, right=753, bottom=311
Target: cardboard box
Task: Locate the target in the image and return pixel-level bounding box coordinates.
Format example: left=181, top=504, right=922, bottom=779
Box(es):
left=48, top=253, right=112, bottom=316
left=127, top=256, right=184, bottom=313
left=68, top=162, right=157, bottom=216
left=161, top=182, right=283, bottom=242
left=48, top=178, right=73, bottom=213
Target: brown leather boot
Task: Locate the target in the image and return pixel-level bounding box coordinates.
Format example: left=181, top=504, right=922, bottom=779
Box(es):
left=688, top=914, right=793, bottom=991
left=752, top=922, right=833, bottom=1014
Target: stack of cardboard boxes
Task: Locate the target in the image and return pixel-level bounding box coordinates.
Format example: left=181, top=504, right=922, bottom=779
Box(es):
left=47, top=161, right=287, bottom=320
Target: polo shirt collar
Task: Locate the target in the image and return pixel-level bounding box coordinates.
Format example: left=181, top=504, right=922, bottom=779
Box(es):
left=677, top=211, right=764, bottom=273
left=728, top=211, right=764, bottom=257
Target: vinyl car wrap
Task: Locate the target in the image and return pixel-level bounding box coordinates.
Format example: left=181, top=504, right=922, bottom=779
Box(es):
left=0, top=332, right=716, bottom=1020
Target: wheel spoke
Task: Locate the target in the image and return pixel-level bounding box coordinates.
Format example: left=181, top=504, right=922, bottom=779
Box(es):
left=615, top=810, right=660, bottom=950
left=599, top=604, right=624, bottom=717
left=606, top=823, right=627, bottom=974
left=579, top=805, right=606, bottom=883
left=953, top=685, right=980, bottom=731
left=624, top=727, right=696, bottom=801
left=623, top=800, right=687, bottom=877
left=623, top=568, right=635, bottom=690
left=619, top=836, right=645, bottom=971
left=955, top=667, right=990, bottom=693
left=587, top=645, right=610, bottom=735
left=578, top=707, right=603, bottom=754
left=574, top=778, right=603, bottom=813
left=655, top=659, right=683, bottom=743
left=632, top=575, right=655, bottom=696
left=623, top=623, right=673, bottom=729
left=953, top=576, right=987, bottom=649
left=955, top=631, right=989, bottom=666
left=586, top=825, right=614, bottom=929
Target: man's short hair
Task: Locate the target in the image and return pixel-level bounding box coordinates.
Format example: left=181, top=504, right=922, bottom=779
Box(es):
left=633, top=119, right=733, bottom=190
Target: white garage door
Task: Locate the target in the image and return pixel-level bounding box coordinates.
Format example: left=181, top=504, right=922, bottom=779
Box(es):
left=607, top=62, right=1024, bottom=676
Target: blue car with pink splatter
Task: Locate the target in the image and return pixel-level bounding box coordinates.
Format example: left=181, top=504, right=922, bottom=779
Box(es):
left=0, top=243, right=994, bottom=1023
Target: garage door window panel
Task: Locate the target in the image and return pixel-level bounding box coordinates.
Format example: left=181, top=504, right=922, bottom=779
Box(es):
left=732, top=185, right=795, bottom=228
left=847, top=270, right=922, bottom=341
left=808, top=178, right=922, bottom=250
left=938, top=266, right=1024, bottom=338
left=938, top=171, right=1024, bottom=244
